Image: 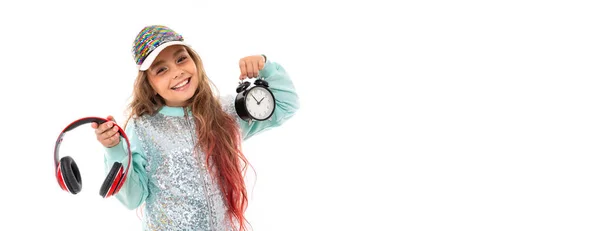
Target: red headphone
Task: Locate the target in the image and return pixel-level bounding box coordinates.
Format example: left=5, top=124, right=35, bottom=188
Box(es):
left=54, top=117, right=131, bottom=198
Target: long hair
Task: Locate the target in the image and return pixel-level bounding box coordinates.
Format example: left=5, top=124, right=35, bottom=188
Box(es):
left=124, top=47, right=251, bottom=230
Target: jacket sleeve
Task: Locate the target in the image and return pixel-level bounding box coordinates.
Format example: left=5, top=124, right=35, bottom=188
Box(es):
left=221, top=59, right=300, bottom=140
left=103, top=119, right=149, bottom=210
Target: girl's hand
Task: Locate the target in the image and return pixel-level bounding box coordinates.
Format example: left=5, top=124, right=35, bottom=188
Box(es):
left=91, top=115, right=120, bottom=148
left=239, top=55, right=266, bottom=80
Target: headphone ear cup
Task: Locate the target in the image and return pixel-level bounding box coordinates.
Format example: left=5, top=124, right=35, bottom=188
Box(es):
left=60, top=156, right=82, bottom=194
left=99, top=162, right=123, bottom=198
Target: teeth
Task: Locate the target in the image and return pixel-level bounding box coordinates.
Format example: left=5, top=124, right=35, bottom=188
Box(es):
left=173, top=79, right=189, bottom=89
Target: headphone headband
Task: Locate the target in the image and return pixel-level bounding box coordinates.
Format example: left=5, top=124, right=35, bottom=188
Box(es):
left=54, top=116, right=132, bottom=197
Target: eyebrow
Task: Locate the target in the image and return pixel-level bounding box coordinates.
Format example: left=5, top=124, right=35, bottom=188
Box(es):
left=149, top=48, right=188, bottom=71
left=150, top=60, right=165, bottom=71
left=173, top=48, right=187, bottom=57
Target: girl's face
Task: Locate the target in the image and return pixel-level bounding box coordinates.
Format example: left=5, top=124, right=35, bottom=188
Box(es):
left=146, top=45, right=199, bottom=107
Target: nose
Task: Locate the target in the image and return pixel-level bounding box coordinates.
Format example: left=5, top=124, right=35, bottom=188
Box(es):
left=173, top=70, right=184, bottom=79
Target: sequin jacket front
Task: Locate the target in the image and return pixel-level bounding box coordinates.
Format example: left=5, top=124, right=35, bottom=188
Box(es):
left=134, top=112, right=230, bottom=230
left=103, top=61, right=299, bottom=231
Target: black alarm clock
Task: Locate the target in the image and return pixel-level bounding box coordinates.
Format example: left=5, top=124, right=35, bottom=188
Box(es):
left=234, top=77, right=276, bottom=123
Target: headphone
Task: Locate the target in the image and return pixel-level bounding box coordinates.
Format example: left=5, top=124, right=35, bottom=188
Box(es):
left=54, top=117, right=131, bottom=198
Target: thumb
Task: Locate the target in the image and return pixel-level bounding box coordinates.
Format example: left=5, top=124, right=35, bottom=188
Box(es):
left=107, top=115, right=115, bottom=122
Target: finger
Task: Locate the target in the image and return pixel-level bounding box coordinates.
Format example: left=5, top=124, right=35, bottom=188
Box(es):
left=109, top=132, right=120, bottom=145
left=91, top=122, right=98, bottom=129
left=258, top=59, right=265, bottom=70
left=246, top=61, right=255, bottom=78
left=104, top=121, right=114, bottom=130
left=95, top=124, right=105, bottom=134
left=252, top=60, right=259, bottom=77
left=96, top=121, right=114, bottom=134
left=99, top=128, right=117, bottom=144
left=107, top=115, right=115, bottom=122
left=102, top=126, right=119, bottom=140
left=239, top=60, right=247, bottom=79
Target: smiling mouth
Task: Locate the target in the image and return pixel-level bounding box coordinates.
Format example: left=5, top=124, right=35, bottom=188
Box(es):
left=171, top=78, right=191, bottom=90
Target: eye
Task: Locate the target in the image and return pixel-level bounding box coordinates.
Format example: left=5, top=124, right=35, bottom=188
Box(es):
left=156, top=67, right=167, bottom=75
left=177, top=56, right=188, bottom=63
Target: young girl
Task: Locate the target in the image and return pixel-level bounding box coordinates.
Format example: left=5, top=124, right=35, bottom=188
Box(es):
left=91, top=25, right=299, bottom=231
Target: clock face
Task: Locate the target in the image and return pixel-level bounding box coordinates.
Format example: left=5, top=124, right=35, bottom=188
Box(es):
left=245, top=86, right=275, bottom=120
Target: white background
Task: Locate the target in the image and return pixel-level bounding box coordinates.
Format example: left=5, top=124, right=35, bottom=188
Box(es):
left=0, top=0, right=599, bottom=230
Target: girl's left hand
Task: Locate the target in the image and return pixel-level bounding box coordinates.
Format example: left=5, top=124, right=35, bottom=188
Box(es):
left=239, top=55, right=266, bottom=80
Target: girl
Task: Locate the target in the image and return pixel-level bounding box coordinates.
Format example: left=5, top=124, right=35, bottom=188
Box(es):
left=91, top=25, right=299, bottom=231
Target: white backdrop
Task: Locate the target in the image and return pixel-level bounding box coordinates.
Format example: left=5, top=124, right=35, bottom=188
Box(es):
left=1, top=0, right=599, bottom=230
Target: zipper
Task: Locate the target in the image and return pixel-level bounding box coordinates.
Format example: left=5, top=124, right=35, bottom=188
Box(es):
left=185, top=109, right=216, bottom=229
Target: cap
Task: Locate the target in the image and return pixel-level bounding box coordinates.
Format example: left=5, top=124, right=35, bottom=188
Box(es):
left=132, top=25, right=190, bottom=71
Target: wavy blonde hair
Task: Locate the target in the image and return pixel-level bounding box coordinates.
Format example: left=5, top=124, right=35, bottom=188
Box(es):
left=124, top=47, right=250, bottom=230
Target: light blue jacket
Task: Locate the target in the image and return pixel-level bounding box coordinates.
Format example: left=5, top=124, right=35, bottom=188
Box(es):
left=103, top=60, right=300, bottom=210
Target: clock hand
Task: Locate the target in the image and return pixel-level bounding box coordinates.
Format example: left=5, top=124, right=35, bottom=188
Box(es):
left=258, top=97, right=265, bottom=104
left=251, top=94, right=259, bottom=103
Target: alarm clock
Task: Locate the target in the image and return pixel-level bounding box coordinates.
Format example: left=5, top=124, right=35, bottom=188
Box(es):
left=234, top=77, right=276, bottom=123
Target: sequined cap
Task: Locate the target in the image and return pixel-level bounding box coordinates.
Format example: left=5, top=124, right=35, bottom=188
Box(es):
left=132, top=25, right=189, bottom=71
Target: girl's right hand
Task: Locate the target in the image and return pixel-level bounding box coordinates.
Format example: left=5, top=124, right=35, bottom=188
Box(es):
left=91, top=115, right=120, bottom=148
